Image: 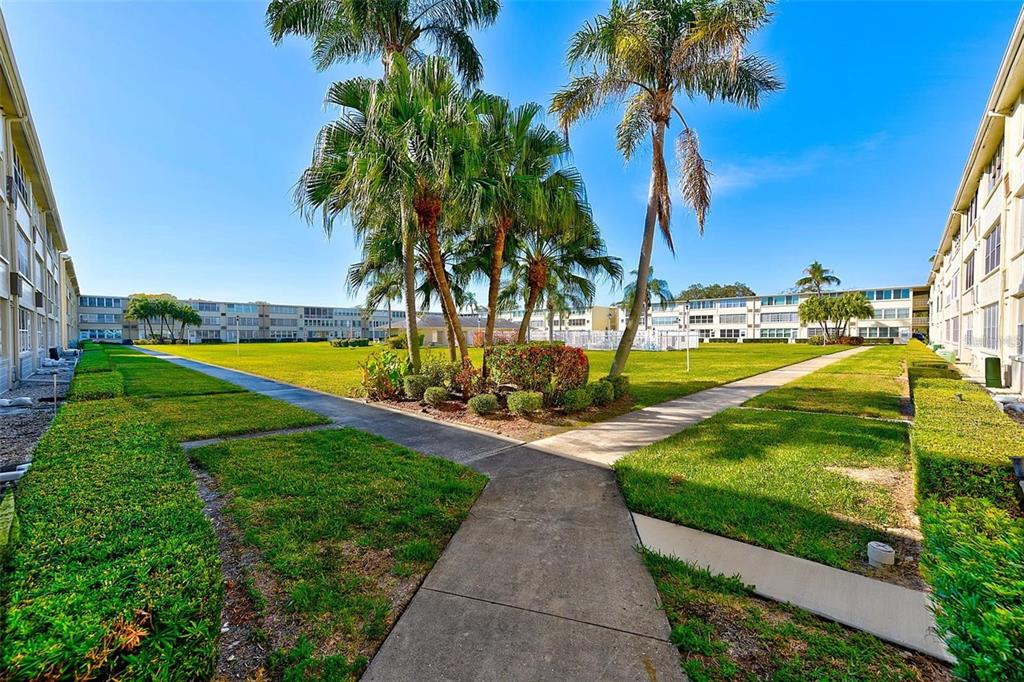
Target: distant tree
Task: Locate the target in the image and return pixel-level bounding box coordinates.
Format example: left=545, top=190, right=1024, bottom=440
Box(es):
left=174, top=304, right=202, bottom=341
left=125, top=294, right=178, bottom=340
left=796, top=261, right=841, bottom=295
left=677, top=282, right=755, bottom=301
left=799, top=291, right=872, bottom=342
left=618, top=267, right=673, bottom=329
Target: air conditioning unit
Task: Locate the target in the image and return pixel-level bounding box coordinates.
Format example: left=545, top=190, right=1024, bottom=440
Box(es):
left=34, top=291, right=44, bottom=308
left=5, top=175, right=14, bottom=206
left=9, top=271, right=21, bottom=296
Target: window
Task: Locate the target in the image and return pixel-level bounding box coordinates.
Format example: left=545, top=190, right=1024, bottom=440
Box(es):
left=651, top=316, right=677, bottom=326
left=78, top=328, right=122, bottom=341
left=863, top=326, right=902, bottom=339
left=719, top=298, right=746, bottom=308
left=952, top=316, right=960, bottom=345
left=720, top=328, right=743, bottom=338
left=949, top=270, right=958, bottom=305
left=985, top=223, right=1001, bottom=274
left=271, top=317, right=298, bottom=327
left=870, top=307, right=910, bottom=320
left=568, top=318, right=586, bottom=327
left=270, top=305, right=298, bottom=314
left=760, top=328, right=794, bottom=339
left=697, top=329, right=715, bottom=339
left=689, top=300, right=715, bottom=310
left=79, top=296, right=123, bottom=308
left=983, top=304, right=999, bottom=350
left=18, top=308, right=30, bottom=352
left=193, top=301, right=219, bottom=312
left=863, top=288, right=910, bottom=301
left=227, top=303, right=258, bottom=314
left=761, top=311, right=797, bottom=323
left=964, top=253, right=975, bottom=291
left=965, top=315, right=973, bottom=346
left=985, top=142, right=1004, bottom=194
left=688, top=315, right=714, bottom=325
left=79, top=313, right=121, bottom=324
left=967, top=192, right=978, bottom=228
left=719, top=313, right=746, bottom=324
left=760, top=295, right=799, bottom=306
left=1018, top=197, right=1024, bottom=250
left=1018, top=324, right=1024, bottom=356
left=806, top=327, right=824, bottom=338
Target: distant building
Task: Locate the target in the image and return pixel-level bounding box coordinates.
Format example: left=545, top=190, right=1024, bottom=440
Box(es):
left=397, top=312, right=520, bottom=347
left=0, top=10, right=80, bottom=389
left=928, top=9, right=1024, bottom=389
left=499, top=305, right=620, bottom=337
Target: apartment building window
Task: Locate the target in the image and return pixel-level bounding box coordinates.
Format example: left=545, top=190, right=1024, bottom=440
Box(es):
left=864, top=288, right=910, bottom=301
left=689, top=315, right=714, bottom=324
left=1019, top=197, right=1024, bottom=250
left=18, top=308, right=30, bottom=352
left=967, top=193, right=979, bottom=229
left=233, top=317, right=259, bottom=327
left=985, top=142, right=1004, bottom=194
left=964, top=253, right=975, bottom=291
left=760, top=328, right=794, bottom=339
left=79, top=313, right=121, bottom=324
left=806, top=327, right=824, bottom=338
left=952, top=316, right=960, bottom=345
left=12, top=150, right=27, bottom=201
left=761, top=311, right=798, bottom=323
left=80, top=296, right=123, bottom=308
left=227, top=303, right=258, bottom=314
left=984, top=222, right=1001, bottom=274
left=1018, top=324, right=1024, bottom=356
left=568, top=318, right=587, bottom=327
left=270, top=305, right=298, bottom=315
left=720, top=328, right=743, bottom=338
left=697, top=329, right=715, bottom=338
left=965, top=315, right=973, bottom=346
left=271, top=318, right=299, bottom=327
left=16, top=232, right=30, bottom=276
left=199, top=316, right=220, bottom=327
left=651, top=316, right=677, bottom=325
left=983, top=304, right=999, bottom=350
left=760, top=295, right=799, bottom=306
left=193, top=302, right=219, bottom=312
left=719, top=298, right=746, bottom=308
left=689, top=300, right=715, bottom=310
left=870, top=307, right=910, bottom=320
left=719, top=313, right=746, bottom=324
left=863, top=327, right=901, bottom=339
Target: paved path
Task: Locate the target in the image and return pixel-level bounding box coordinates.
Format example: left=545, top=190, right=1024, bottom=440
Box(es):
left=139, top=349, right=684, bottom=680
left=530, top=347, right=869, bottom=466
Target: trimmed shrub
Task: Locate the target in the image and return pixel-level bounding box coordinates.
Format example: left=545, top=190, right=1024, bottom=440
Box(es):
left=559, top=387, right=593, bottom=413
left=420, top=355, right=460, bottom=391
left=606, top=374, right=630, bottom=400
left=920, top=497, right=1024, bottom=682
left=588, top=380, right=615, bottom=407
left=331, top=338, right=370, bottom=348
left=423, top=386, right=448, bottom=407
left=507, top=390, right=543, bottom=415
left=0, top=398, right=222, bottom=678
left=485, top=343, right=588, bottom=396
left=835, top=335, right=864, bottom=346
left=742, top=338, right=788, bottom=344
left=468, top=394, right=498, bottom=416
left=387, top=333, right=424, bottom=350
left=403, top=374, right=431, bottom=401
left=67, top=369, right=124, bottom=402
left=75, top=348, right=111, bottom=374
left=807, top=335, right=825, bottom=346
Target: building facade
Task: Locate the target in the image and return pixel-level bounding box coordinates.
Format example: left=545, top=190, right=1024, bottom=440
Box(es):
left=0, top=11, right=79, bottom=389
left=635, top=286, right=928, bottom=342
left=77, top=295, right=407, bottom=343
left=499, top=305, right=620, bottom=336
left=928, top=9, right=1024, bottom=390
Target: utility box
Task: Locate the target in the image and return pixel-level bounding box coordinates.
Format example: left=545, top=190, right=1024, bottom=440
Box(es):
left=985, top=356, right=1003, bottom=388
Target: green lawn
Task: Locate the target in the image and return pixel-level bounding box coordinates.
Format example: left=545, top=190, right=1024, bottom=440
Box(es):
left=106, top=346, right=245, bottom=398
left=139, top=393, right=330, bottom=442
left=190, top=429, right=487, bottom=679
left=616, top=408, right=910, bottom=570
left=645, top=552, right=945, bottom=681
left=745, top=346, right=907, bottom=420
left=155, top=341, right=845, bottom=409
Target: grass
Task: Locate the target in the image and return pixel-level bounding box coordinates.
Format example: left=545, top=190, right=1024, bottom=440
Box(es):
left=745, top=345, right=907, bottom=419
left=105, top=346, right=245, bottom=398
left=0, top=398, right=222, bottom=679
left=156, top=341, right=845, bottom=409
left=645, top=551, right=947, bottom=681
left=190, top=428, right=487, bottom=679
left=615, top=408, right=910, bottom=569
left=138, top=393, right=330, bottom=442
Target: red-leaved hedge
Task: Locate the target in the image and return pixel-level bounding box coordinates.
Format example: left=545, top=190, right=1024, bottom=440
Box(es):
left=484, top=343, right=589, bottom=396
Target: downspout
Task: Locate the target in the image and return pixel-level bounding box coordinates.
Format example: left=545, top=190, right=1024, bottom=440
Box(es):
left=4, top=114, right=25, bottom=384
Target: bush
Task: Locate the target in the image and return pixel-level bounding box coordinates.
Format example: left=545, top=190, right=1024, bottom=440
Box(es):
left=75, top=348, right=111, bottom=373
left=605, top=374, right=630, bottom=400
left=403, top=374, right=431, bottom=401
left=423, top=386, right=448, bottom=407
left=507, top=390, right=543, bottom=415
left=453, top=363, right=482, bottom=399
left=861, top=337, right=895, bottom=345
left=743, top=338, right=788, bottom=344
left=66, top=369, right=124, bottom=402
left=920, top=497, right=1024, bottom=682
left=485, top=343, right=588, bottom=396
left=468, top=394, right=498, bottom=416
left=472, top=330, right=516, bottom=347
left=588, top=380, right=615, bottom=407
left=360, top=349, right=405, bottom=400
left=0, top=399, right=222, bottom=678
left=387, top=333, right=424, bottom=350
left=420, top=355, right=460, bottom=391
left=331, top=338, right=370, bottom=348
left=559, top=387, right=593, bottom=413
left=835, top=335, right=865, bottom=346
left=807, top=335, right=825, bottom=346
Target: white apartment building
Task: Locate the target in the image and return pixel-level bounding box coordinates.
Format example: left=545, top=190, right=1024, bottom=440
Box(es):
left=637, top=286, right=928, bottom=342
left=929, top=9, right=1024, bottom=389
left=500, top=305, right=620, bottom=336
left=0, top=11, right=79, bottom=389
left=77, top=295, right=406, bottom=343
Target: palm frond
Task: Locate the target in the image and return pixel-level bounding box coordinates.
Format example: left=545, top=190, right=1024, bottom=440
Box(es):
left=677, top=127, right=710, bottom=234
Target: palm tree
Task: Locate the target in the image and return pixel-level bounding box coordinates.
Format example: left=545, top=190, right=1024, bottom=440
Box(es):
left=346, top=231, right=404, bottom=339
left=471, top=96, right=579, bottom=347
left=618, top=267, right=673, bottom=329
left=269, top=0, right=498, bottom=370
left=551, top=0, right=781, bottom=377
left=795, top=261, right=841, bottom=295
left=502, top=221, right=622, bottom=344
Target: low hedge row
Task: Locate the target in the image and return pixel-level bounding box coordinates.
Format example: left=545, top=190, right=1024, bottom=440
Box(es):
left=0, top=398, right=223, bottom=678
left=485, top=343, right=588, bottom=396
left=907, top=340, right=1023, bottom=680
left=75, top=347, right=112, bottom=374
left=66, top=369, right=125, bottom=402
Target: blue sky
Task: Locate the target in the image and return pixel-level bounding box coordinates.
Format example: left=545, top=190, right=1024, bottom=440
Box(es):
left=4, top=0, right=1021, bottom=306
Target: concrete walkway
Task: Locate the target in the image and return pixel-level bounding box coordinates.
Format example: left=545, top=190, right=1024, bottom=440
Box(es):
left=530, top=346, right=869, bottom=466
left=138, top=348, right=685, bottom=680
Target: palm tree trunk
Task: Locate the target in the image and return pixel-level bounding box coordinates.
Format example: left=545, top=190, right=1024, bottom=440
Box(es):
left=419, top=200, right=470, bottom=365
left=517, top=285, right=541, bottom=344
left=547, top=301, right=554, bottom=342
left=485, top=218, right=510, bottom=347
left=401, top=207, right=421, bottom=372
left=610, top=120, right=666, bottom=377
left=445, top=312, right=457, bottom=361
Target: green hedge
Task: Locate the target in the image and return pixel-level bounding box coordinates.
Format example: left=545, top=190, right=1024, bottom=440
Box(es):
left=0, top=399, right=222, bottom=679
left=484, top=343, right=588, bottom=396
left=920, top=498, right=1024, bottom=681
left=75, top=348, right=112, bottom=374
left=66, top=369, right=125, bottom=402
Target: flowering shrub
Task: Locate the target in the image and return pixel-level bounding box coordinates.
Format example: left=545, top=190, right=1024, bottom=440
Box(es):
left=485, top=343, right=589, bottom=397
left=453, top=364, right=482, bottom=399
left=360, top=350, right=405, bottom=400
left=472, top=331, right=517, bottom=347
left=836, top=336, right=864, bottom=346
